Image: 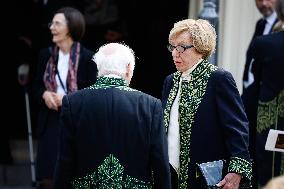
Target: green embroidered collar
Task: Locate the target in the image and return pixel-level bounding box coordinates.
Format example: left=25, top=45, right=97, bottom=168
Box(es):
left=171, top=60, right=213, bottom=83
left=88, top=76, right=137, bottom=92
left=186, top=59, right=211, bottom=81
left=96, top=76, right=128, bottom=87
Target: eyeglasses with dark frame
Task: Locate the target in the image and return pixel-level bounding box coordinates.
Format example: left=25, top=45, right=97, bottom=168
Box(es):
left=167, top=44, right=194, bottom=53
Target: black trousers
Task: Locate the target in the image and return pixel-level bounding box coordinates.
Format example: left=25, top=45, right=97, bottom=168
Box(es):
left=170, top=164, right=178, bottom=189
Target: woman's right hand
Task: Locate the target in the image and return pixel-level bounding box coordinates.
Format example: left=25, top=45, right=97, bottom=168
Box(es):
left=42, top=91, right=59, bottom=111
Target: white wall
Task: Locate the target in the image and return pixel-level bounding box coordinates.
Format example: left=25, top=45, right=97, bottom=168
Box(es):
left=218, top=0, right=261, bottom=93
left=188, top=0, right=203, bottom=19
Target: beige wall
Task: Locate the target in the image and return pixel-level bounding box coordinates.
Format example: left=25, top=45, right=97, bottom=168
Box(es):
left=188, top=0, right=203, bottom=19
left=189, top=0, right=261, bottom=93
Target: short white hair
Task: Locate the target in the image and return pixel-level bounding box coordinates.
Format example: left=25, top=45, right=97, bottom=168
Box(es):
left=93, top=43, right=135, bottom=77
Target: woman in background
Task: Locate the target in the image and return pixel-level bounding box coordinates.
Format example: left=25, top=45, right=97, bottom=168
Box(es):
left=34, top=7, right=97, bottom=189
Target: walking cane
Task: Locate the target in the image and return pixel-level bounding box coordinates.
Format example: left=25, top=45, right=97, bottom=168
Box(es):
left=18, top=64, right=36, bottom=187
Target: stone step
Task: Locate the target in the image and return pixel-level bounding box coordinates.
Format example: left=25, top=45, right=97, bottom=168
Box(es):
left=10, top=139, right=37, bottom=164
left=0, top=139, right=37, bottom=188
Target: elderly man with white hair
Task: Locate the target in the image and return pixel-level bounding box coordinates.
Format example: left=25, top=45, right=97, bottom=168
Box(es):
left=53, top=43, right=171, bottom=189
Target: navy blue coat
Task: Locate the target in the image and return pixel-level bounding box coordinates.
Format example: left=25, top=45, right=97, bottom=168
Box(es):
left=54, top=77, right=171, bottom=189
left=162, top=61, right=252, bottom=188
left=248, top=31, right=284, bottom=186
left=242, top=19, right=278, bottom=176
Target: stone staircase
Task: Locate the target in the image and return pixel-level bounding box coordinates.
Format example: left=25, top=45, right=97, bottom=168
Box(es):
left=0, top=139, right=37, bottom=189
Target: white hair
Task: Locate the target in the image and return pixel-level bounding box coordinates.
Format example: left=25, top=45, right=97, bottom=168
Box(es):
left=93, top=43, right=135, bottom=78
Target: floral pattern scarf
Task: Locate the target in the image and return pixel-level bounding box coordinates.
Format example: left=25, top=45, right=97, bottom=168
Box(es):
left=43, top=42, right=80, bottom=94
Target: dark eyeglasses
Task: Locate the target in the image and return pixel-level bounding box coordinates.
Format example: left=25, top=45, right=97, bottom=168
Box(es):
left=167, top=44, right=194, bottom=53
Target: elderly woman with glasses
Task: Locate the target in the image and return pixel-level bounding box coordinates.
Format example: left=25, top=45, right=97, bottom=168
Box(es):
left=161, top=19, right=252, bottom=189
left=34, top=7, right=97, bottom=189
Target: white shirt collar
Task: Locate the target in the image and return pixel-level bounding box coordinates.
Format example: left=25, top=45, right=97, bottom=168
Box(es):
left=263, top=11, right=277, bottom=35
left=104, top=74, right=122, bottom=78
left=181, top=59, right=203, bottom=81
left=265, top=11, right=277, bottom=25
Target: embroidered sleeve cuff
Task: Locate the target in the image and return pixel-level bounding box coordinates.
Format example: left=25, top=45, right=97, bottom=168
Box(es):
left=228, top=156, right=252, bottom=180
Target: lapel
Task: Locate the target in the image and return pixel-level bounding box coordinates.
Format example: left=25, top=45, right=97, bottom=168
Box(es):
left=163, top=60, right=218, bottom=188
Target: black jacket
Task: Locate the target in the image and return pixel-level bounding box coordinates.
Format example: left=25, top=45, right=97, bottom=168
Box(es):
left=54, top=77, right=171, bottom=189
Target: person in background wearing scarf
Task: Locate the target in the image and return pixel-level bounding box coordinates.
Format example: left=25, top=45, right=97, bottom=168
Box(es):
left=33, top=7, right=97, bottom=189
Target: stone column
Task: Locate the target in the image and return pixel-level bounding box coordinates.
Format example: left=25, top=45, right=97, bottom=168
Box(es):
left=198, top=0, right=219, bottom=65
